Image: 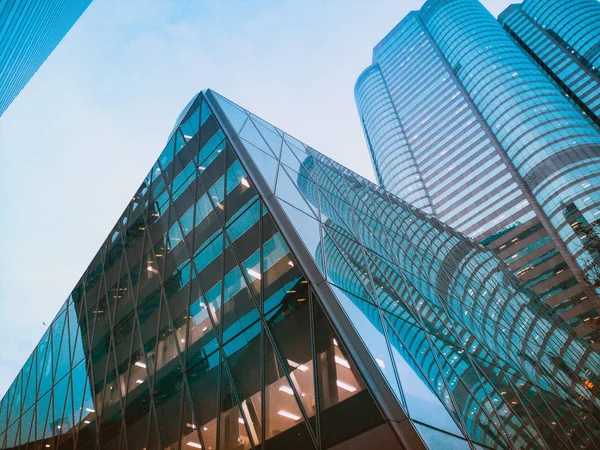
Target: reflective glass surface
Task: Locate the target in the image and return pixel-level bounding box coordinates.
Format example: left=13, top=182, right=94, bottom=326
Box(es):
left=500, top=0, right=600, bottom=121
left=355, top=13, right=533, bottom=240
left=0, top=0, right=91, bottom=116
left=420, top=0, right=600, bottom=300
left=355, top=0, right=600, bottom=343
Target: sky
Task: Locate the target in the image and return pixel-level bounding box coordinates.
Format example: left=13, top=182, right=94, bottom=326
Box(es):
left=0, top=0, right=513, bottom=397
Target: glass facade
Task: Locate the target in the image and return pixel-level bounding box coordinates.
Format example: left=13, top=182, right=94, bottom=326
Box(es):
left=499, top=0, right=600, bottom=336
left=1, top=90, right=600, bottom=449
left=355, top=12, right=533, bottom=238
left=355, top=0, right=600, bottom=346
left=0, top=0, right=91, bottom=116
left=420, top=0, right=600, bottom=291
left=354, top=62, right=434, bottom=214
left=499, top=0, right=600, bottom=124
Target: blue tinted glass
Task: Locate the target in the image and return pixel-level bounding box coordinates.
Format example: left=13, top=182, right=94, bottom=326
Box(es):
left=212, top=91, right=248, bottom=132
left=241, top=139, right=279, bottom=191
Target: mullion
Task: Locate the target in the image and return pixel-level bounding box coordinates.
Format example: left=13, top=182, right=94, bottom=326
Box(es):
left=260, top=202, right=266, bottom=449
left=309, top=289, right=322, bottom=449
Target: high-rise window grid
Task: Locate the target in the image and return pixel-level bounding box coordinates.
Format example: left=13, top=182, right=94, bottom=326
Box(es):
left=355, top=0, right=600, bottom=344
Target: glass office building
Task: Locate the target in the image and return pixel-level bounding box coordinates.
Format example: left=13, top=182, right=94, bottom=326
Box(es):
left=499, top=0, right=600, bottom=124
left=1, top=90, right=599, bottom=449
left=0, top=0, right=91, bottom=116
left=355, top=0, right=600, bottom=347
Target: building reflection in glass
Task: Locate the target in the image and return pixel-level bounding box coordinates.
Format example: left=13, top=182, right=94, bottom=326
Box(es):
left=297, top=151, right=600, bottom=449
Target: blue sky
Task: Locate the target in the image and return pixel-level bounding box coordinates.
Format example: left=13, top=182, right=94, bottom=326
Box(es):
left=0, top=0, right=513, bottom=396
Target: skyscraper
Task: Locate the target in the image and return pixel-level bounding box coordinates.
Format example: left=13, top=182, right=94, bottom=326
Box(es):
left=0, top=0, right=91, bottom=116
left=499, top=0, right=600, bottom=124
left=355, top=0, right=600, bottom=347
left=1, top=90, right=599, bottom=450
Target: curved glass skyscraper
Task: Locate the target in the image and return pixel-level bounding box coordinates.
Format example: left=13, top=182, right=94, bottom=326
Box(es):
left=355, top=0, right=600, bottom=348
left=500, top=0, right=600, bottom=124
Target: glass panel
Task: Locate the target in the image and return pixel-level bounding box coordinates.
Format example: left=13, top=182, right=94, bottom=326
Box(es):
left=90, top=284, right=112, bottom=351
left=37, top=329, right=54, bottom=398
left=175, top=129, right=187, bottom=157
left=223, top=317, right=262, bottom=447
left=74, top=363, right=97, bottom=446
left=198, top=130, right=226, bottom=172
left=55, top=314, right=72, bottom=384
left=382, top=316, right=464, bottom=436
left=241, top=139, right=279, bottom=191
left=414, top=422, right=471, bottom=450
left=218, top=363, right=252, bottom=450
left=280, top=140, right=311, bottom=175
left=97, top=342, right=122, bottom=446
left=159, top=134, right=176, bottom=169
left=138, top=234, right=164, bottom=303
left=22, top=353, right=37, bottom=416
left=127, top=388, right=150, bottom=448
left=52, top=374, right=71, bottom=436
left=6, top=374, right=22, bottom=428
left=155, top=376, right=184, bottom=449
left=181, top=106, right=200, bottom=142
left=283, top=134, right=307, bottom=156
left=98, top=376, right=122, bottom=448
left=67, top=301, right=86, bottom=368
left=192, top=233, right=224, bottom=336
left=5, top=421, right=18, bottom=449
left=276, top=201, right=324, bottom=270
left=221, top=252, right=260, bottom=344
left=225, top=159, right=259, bottom=225
left=226, top=198, right=260, bottom=243
left=172, top=161, right=197, bottom=202
left=187, top=349, right=219, bottom=450
left=321, top=240, right=377, bottom=307
left=35, top=391, right=52, bottom=443
left=147, top=405, right=161, bottom=450
left=212, top=93, right=248, bottom=132
left=313, top=296, right=366, bottom=409
left=264, top=335, right=312, bottom=444
left=275, top=165, right=319, bottom=218
left=186, top=277, right=219, bottom=369
left=318, top=192, right=358, bottom=237
left=264, top=270, right=315, bottom=417
left=137, top=292, right=161, bottom=389
left=225, top=198, right=261, bottom=305
left=0, top=394, right=8, bottom=435
left=193, top=197, right=222, bottom=256
left=250, top=116, right=283, bottom=158
left=18, top=405, right=34, bottom=447
left=239, top=119, right=273, bottom=156
left=154, top=302, right=184, bottom=392
left=180, top=384, right=205, bottom=450
left=200, top=100, right=212, bottom=127
left=311, top=294, right=385, bottom=449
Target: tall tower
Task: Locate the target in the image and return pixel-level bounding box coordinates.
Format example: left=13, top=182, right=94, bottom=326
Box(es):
left=1, top=90, right=599, bottom=449
left=355, top=0, right=600, bottom=347
left=0, top=0, right=91, bottom=116
left=499, top=0, right=600, bottom=125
